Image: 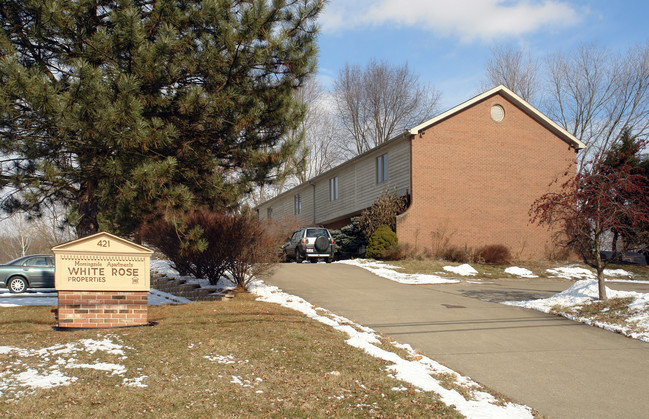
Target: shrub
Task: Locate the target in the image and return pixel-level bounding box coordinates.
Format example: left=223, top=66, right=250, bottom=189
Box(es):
left=359, top=188, right=408, bottom=238
left=330, top=217, right=367, bottom=258
left=475, top=244, right=512, bottom=264
left=366, top=225, right=398, bottom=259
left=442, top=245, right=472, bottom=263
left=383, top=242, right=404, bottom=260
left=140, top=210, right=279, bottom=289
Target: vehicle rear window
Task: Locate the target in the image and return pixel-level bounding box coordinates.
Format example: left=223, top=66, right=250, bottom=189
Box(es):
left=306, top=228, right=327, bottom=237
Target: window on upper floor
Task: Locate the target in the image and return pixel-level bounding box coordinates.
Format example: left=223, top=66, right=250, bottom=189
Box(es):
left=329, top=176, right=339, bottom=201
left=376, top=153, right=388, bottom=183
left=266, top=207, right=272, bottom=220
left=294, top=194, right=301, bottom=215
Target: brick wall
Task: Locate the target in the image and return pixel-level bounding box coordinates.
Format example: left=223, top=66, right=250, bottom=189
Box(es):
left=57, top=291, right=149, bottom=328
left=397, top=93, right=577, bottom=260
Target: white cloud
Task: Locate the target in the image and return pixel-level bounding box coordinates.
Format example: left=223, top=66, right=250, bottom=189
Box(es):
left=320, top=0, right=583, bottom=42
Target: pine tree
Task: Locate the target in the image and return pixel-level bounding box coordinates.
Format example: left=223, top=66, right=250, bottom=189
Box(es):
left=0, top=0, right=323, bottom=237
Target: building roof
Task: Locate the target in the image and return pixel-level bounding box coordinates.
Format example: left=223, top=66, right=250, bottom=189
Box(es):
left=408, top=85, right=586, bottom=150
left=256, top=85, right=585, bottom=209
left=256, top=131, right=410, bottom=207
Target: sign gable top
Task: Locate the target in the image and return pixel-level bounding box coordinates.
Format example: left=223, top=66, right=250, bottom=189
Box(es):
left=52, top=232, right=153, bottom=255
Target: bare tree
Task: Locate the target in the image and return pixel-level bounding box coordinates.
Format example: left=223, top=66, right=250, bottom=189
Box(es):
left=289, top=79, right=345, bottom=185
left=545, top=43, right=649, bottom=168
left=0, top=203, right=74, bottom=261
left=482, top=45, right=539, bottom=103
left=333, top=60, right=441, bottom=155
left=483, top=42, right=649, bottom=169
left=246, top=78, right=345, bottom=205
left=2, top=216, right=33, bottom=259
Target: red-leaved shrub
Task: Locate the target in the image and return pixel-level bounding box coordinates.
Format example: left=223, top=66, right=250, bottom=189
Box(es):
left=140, top=210, right=279, bottom=289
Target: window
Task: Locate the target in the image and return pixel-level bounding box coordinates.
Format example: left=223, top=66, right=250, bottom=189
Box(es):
left=24, top=257, right=48, bottom=266
left=376, top=153, right=388, bottom=183
left=306, top=228, right=327, bottom=237
left=294, top=194, right=301, bottom=215
left=266, top=207, right=272, bottom=220
left=329, top=176, right=339, bottom=201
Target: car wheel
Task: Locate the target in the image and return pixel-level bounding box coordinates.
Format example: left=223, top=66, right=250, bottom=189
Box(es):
left=325, top=257, right=333, bottom=263
left=295, top=249, right=302, bottom=263
left=8, top=277, right=27, bottom=294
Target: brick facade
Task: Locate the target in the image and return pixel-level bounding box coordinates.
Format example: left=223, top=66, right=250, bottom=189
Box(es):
left=396, top=93, right=577, bottom=259
left=57, top=291, right=149, bottom=328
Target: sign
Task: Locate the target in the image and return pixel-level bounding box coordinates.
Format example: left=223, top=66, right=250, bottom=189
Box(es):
left=52, top=232, right=153, bottom=292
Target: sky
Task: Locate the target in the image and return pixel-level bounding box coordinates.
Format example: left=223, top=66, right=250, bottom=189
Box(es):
left=315, top=0, right=649, bottom=109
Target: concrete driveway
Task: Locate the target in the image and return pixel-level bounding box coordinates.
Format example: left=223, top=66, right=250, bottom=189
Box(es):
left=265, top=263, right=649, bottom=419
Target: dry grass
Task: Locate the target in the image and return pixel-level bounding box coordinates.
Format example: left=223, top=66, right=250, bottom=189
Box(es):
left=0, top=297, right=463, bottom=418
left=551, top=297, right=639, bottom=329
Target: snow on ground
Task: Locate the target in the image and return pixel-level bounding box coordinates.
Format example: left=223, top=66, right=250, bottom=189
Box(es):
left=0, top=288, right=190, bottom=307
left=249, top=279, right=533, bottom=419
left=0, top=336, right=147, bottom=399
left=504, top=267, right=538, bottom=278
left=545, top=266, right=634, bottom=280
left=502, top=279, right=649, bottom=343
left=336, top=259, right=460, bottom=284
left=0, top=289, right=58, bottom=307
left=150, top=259, right=237, bottom=291
left=443, top=264, right=478, bottom=276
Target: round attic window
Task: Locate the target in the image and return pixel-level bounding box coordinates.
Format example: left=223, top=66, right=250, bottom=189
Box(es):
left=491, top=104, right=505, bottom=122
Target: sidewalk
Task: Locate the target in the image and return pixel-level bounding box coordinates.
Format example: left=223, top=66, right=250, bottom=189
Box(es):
left=267, top=263, right=649, bottom=418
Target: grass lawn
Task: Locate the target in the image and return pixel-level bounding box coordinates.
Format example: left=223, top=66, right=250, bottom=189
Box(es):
left=0, top=295, right=462, bottom=418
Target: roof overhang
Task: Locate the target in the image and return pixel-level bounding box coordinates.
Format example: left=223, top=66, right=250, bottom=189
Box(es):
left=408, top=85, right=586, bottom=150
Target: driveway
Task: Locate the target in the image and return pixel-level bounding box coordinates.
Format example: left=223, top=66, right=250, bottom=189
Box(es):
left=265, top=263, right=649, bottom=419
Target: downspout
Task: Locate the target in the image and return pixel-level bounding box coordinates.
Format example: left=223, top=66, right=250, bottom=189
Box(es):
left=310, top=182, right=316, bottom=224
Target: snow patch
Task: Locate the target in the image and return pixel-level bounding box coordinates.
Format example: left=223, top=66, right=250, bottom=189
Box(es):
left=503, top=279, right=649, bottom=342
left=546, top=266, right=633, bottom=280
left=504, top=267, right=538, bottom=278
left=0, top=337, right=145, bottom=399
left=337, top=259, right=460, bottom=284
left=443, top=264, right=478, bottom=276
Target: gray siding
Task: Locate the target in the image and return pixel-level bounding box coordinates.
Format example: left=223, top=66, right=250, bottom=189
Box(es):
left=257, top=136, right=411, bottom=226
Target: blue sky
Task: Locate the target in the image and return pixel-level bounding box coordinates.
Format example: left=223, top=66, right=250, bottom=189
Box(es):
left=315, top=0, right=649, bottom=109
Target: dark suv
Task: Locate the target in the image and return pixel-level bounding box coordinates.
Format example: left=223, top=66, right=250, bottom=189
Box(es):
left=283, top=227, right=335, bottom=263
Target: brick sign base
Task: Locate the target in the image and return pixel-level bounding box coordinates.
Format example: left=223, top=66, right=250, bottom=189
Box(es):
left=57, top=291, right=148, bottom=328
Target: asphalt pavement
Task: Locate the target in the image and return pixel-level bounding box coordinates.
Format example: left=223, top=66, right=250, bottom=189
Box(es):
left=264, top=263, right=649, bottom=419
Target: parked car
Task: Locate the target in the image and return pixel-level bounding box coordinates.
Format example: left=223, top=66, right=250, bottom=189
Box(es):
left=282, top=227, right=335, bottom=263
left=600, top=251, right=647, bottom=265
left=0, top=255, right=55, bottom=293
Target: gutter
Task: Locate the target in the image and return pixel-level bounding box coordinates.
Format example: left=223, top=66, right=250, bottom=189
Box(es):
left=310, top=182, right=316, bottom=224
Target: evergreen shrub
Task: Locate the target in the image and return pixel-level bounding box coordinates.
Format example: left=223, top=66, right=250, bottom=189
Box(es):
left=366, top=225, right=398, bottom=260
left=329, top=217, right=367, bottom=259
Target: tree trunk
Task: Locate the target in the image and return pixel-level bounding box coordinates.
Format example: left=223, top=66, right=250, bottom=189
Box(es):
left=77, top=179, right=99, bottom=238
left=611, top=230, right=619, bottom=256
left=597, top=268, right=607, bottom=301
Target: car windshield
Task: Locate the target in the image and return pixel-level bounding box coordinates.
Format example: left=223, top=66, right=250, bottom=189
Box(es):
left=306, top=228, right=327, bottom=238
